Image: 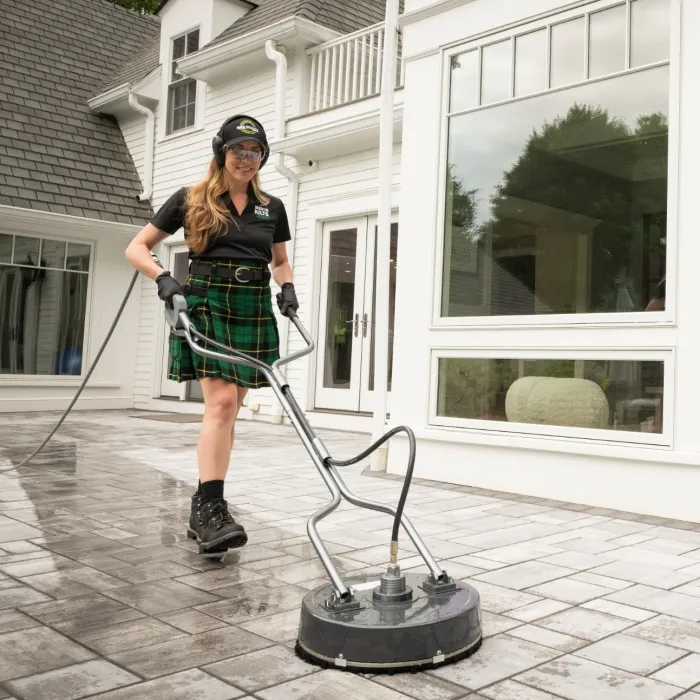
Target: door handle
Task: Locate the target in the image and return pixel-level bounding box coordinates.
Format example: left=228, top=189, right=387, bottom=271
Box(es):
left=345, top=313, right=359, bottom=337
left=362, top=313, right=369, bottom=338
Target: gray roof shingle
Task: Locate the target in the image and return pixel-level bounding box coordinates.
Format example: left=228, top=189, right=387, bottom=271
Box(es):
left=100, top=37, right=161, bottom=94
left=207, top=0, right=392, bottom=48
left=0, top=0, right=159, bottom=224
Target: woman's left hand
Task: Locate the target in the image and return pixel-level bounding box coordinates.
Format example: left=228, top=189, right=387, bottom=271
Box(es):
left=276, top=282, right=299, bottom=318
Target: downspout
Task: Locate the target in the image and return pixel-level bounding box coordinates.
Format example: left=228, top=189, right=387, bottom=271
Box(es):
left=371, top=0, right=401, bottom=470
left=127, top=92, right=155, bottom=202
left=265, top=39, right=300, bottom=425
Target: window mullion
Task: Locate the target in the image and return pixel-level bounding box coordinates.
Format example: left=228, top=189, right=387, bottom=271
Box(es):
left=545, top=24, right=552, bottom=90
left=625, top=0, right=632, bottom=70
left=584, top=12, right=590, bottom=79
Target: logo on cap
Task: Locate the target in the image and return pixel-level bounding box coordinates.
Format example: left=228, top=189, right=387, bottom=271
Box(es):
left=237, top=119, right=259, bottom=135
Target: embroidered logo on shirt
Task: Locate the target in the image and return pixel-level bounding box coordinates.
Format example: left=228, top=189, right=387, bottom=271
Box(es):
left=237, top=119, right=259, bottom=135
left=255, top=205, right=270, bottom=220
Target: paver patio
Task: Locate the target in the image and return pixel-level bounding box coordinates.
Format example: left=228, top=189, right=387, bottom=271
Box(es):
left=1, top=409, right=700, bottom=699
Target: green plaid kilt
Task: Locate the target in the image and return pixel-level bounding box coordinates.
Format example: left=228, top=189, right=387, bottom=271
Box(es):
left=168, top=261, right=279, bottom=389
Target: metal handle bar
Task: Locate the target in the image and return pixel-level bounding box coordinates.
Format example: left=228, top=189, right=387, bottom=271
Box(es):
left=165, top=293, right=314, bottom=371
left=163, top=292, right=449, bottom=600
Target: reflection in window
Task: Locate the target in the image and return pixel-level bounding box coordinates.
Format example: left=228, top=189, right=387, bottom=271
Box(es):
left=589, top=4, right=627, bottom=78
left=450, top=50, right=479, bottom=113
left=515, top=30, right=547, bottom=97
left=631, top=0, right=671, bottom=67
left=66, top=243, right=90, bottom=272
left=481, top=40, right=512, bottom=105
left=450, top=0, right=670, bottom=114
left=323, top=229, right=357, bottom=390
left=437, top=357, right=664, bottom=434
left=41, top=239, right=66, bottom=270
left=0, top=234, right=12, bottom=263
left=550, top=18, right=585, bottom=88
left=0, top=235, right=90, bottom=375
left=13, top=236, right=40, bottom=266
left=442, top=67, right=669, bottom=317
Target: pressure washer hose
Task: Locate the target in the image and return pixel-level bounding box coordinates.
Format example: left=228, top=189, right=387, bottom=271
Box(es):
left=16, top=266, right=417, bottom=569
left=326, top=426, right=416, bottom=565
left=15, top=271, right=140, bottom=468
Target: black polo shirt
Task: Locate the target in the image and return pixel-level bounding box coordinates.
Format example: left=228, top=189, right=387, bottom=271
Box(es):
left=150, top=186, right=291, bottom=263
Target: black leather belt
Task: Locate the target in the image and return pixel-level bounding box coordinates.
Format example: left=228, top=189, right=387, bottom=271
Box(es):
left=189, top=259, right=270, bottom=284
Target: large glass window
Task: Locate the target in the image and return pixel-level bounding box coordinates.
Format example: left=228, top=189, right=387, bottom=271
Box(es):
left=437, top=356, right=665, bottom=435
left=0, top=234, right=90, bottom=376
left=442, top=0, right=670, bottom=318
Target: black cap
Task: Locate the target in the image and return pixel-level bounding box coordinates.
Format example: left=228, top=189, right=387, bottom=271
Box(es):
left=220, top=116, right=268, bottom=148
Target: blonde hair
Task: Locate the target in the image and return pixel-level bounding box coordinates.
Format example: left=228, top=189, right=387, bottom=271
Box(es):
left=184, top=153, right=270, bottom=254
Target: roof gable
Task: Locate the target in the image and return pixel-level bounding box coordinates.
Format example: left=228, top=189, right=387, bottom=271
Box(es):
left=206, top=0, right=391, bottom=48
left=100, top=0, right=394, bottom=93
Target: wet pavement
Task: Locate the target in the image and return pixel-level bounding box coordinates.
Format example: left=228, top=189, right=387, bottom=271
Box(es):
left=1, top=409, right=700, bottom=699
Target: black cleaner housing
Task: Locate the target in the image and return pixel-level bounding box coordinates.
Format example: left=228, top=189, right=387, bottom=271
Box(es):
left=296, top=573, right=482, bottom=673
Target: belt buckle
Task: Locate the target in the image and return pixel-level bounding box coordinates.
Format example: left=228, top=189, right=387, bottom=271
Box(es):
left=235, top=266, right=251, bottom=283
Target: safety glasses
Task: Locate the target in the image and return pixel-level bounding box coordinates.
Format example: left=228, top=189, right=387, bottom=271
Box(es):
left=226, top=145, right=264, bottom=162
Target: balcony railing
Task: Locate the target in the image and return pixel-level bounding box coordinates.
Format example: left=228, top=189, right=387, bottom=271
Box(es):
left=307, top=22, right=403, bottom=113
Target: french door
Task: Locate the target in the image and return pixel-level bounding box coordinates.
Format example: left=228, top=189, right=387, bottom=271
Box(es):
left=315, top=216, right=398, bottom=412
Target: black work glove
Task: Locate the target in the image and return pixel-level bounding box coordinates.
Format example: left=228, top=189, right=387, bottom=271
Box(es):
left=276, top=282, right=299, bottom=319
left=156, top=271, right=184, bottom=309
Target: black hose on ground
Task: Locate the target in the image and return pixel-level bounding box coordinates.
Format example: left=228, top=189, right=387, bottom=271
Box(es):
left=326, top=425, right=416, bottom=563
left=16, top=271, right=140, bottom=468
left=16, top=265, right=416, bottom=570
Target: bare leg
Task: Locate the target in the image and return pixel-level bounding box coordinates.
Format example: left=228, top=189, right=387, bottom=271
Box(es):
left=198, top=378, right=240, bottom=483
left=231, top=388, right=249, bottom=446
left=189, top=379, right=249, bottom=552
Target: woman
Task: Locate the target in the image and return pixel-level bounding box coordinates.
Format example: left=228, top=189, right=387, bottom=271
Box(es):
left=125, top=115, right=298, bottom=554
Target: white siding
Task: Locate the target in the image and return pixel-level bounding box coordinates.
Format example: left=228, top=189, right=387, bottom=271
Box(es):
left=133, top=45, right=401, bottom=421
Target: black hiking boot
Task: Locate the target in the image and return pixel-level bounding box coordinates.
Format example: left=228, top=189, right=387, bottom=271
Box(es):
left=188, top=492, right=204, bottom=539
left=187, top=497, right=248, bottom=554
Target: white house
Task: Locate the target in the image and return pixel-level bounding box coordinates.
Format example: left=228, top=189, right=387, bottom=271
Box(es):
left=4, top=0, right=699, bottom=523
left=389, top=0, right=698, bottom=523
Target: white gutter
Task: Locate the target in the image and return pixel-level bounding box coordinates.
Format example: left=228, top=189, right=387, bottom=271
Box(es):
left=87, top=83, right=130, bottom=112
left=178, top=17, right=338, bottom=78
left=265, top=39, right=301, bottom=425
left=399, top=0, right=476, bottom=26
left=127, top=92, right=155, bottom=202
left=371, top=0, right=401, bottom=471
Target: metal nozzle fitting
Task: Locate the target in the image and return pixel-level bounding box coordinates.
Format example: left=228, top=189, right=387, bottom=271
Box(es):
left=373, top=561, right=414, bottom=603
left=390, top=540, right=399, bottom=565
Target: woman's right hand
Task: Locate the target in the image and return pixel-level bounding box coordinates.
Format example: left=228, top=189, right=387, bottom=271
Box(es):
left=156, top=271, right=185, bottom=308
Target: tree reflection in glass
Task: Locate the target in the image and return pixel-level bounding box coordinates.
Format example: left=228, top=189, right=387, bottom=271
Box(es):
left=442, top=67, right=669, bottom=318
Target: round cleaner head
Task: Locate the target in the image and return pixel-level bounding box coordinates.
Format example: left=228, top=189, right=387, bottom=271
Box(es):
left=295, top=572, right=482, bottom=673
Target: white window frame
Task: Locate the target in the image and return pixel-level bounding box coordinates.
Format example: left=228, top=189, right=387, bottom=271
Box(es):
left=166, top=26, right=201, bottom=136
left=432, top=0, right=680, bottom=329
left=429, top=347, right=674, bottom=447
left=0, top=232, right=95, bottom=380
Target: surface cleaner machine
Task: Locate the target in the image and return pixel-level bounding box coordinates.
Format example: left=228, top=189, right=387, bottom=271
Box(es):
left=165, top=293, right=482, bottom=673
